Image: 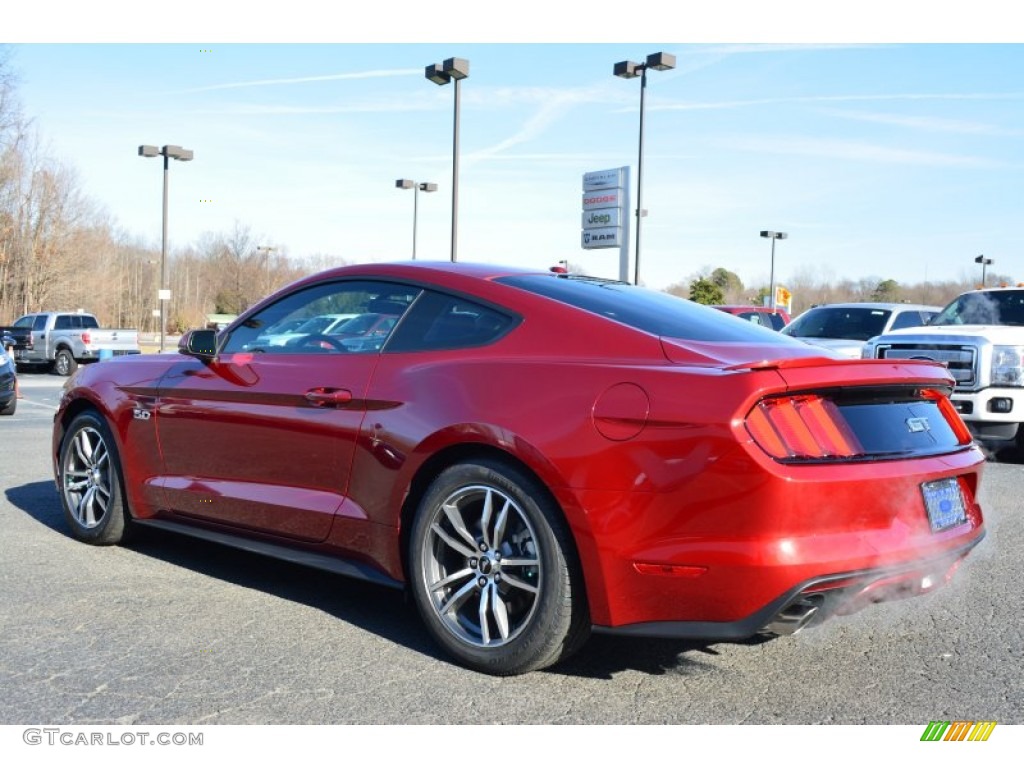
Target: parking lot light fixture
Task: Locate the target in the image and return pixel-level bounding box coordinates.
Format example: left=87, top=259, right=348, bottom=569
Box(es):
left=975, top=254, right=993, bottom=286
left=760, top=230, right=788, bottom=311
left=395, top=179, right=438, bottom=259
left=256, top=246, right=275, bottom=295
left=424, top=57, right=469, bottom=263
left=614, top=52, right=675, bottom=285
left=138, top=143, right=193, bottom=353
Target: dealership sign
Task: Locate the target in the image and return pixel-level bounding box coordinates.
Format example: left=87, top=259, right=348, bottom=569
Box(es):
left=582, top=208, right=621, bottom=228
left=581, top=167, right=627, bottom=251
left=581, top=191, right=621, bottom=211
left=581, top=227, right=622, bottom=248
left=583, top=168, right=623, bottom=190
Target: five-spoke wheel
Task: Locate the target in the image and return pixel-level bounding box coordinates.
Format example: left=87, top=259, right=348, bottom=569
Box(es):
left=59, top=411, right=129, bottom=544
left=410, top=460, right=588, bottom=675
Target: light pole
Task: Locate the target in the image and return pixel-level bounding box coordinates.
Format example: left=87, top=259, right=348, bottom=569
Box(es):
left=138, top=144, right=193, bottom=352
left=395, top=179, right=438, bottom=259
left=975, top=254, right=993, bottom=286
left=425, top=57, right=469, bottom=262
left=256, top=245, right=275, bottom=296
left=614, top=51, right=675, bottom=285
left=760, top=230, right=788, bottom=311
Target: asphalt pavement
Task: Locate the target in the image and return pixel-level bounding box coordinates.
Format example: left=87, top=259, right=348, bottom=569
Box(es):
left=2, top=371, right=1022, bottom=726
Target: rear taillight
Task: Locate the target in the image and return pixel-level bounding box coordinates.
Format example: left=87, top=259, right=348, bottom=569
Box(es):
left=920, top=388, right=974, bottom=445
left=746, top=395, right=864, bottom=460
left=747, top=388, right=973, bottom=461
left=82, top=332, right=92, bottom=345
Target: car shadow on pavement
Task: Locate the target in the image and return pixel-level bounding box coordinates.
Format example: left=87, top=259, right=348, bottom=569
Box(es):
left=9, top=479, right=755, bottom=680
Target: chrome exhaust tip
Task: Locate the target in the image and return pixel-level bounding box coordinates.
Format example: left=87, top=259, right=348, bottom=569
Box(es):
left=759, top=597, right=822, bottom=637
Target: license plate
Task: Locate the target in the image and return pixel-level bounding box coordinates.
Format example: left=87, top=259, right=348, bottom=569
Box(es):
left=922, top=477, right=968, bottom=532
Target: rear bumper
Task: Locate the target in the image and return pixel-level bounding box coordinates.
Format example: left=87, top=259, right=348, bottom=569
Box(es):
left=567, top=437, right=985, bottom=631
left=594, top=534, right=984, bottom=640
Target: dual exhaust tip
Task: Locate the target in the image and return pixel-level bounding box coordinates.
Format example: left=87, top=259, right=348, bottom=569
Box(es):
left=760, top=595, right=824, bottom=637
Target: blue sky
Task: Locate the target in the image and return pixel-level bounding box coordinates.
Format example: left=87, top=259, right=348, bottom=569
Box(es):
left=4, top=4, right=1023, bottom=292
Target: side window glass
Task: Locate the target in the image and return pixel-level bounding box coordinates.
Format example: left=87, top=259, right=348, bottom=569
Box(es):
left=33, top=315, right=47, bottom=331
left=220, top=281, right=420, bottom=355
left=387, top=291, right=518, bottom=352
left=55, top=315, right=72, bottom=330
left=890, top=311, right=922, bottom=331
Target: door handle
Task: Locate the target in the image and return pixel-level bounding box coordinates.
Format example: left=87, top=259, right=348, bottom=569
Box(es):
left=304, top=388, right=353, bottom=406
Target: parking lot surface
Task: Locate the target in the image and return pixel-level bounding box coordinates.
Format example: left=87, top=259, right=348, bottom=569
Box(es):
left=2, top=372, right=1022, bottom=725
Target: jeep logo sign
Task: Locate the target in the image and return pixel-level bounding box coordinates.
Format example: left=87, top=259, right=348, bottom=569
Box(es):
left=582, top=209, right=620, bottom=229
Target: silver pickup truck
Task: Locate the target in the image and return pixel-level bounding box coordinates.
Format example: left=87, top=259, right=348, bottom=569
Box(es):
left=10, top=311, right=140, bottom=375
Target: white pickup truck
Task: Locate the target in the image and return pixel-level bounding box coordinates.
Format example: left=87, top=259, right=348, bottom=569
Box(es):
left=10, top=311, right=140, bottom=376
left=863, top=287, right=1024, bottom=448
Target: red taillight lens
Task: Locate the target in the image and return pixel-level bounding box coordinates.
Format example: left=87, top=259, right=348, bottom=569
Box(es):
left=747, top=395, right=864, bottom=460
left=921, top=388, right=973, bottom=445
left=82, top=332, right=92, bottom=344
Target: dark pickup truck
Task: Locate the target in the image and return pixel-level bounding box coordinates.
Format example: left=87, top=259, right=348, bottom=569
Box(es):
left=0, top=324, right=32, bottom=352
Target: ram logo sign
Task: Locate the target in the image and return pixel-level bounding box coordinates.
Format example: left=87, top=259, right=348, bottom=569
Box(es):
left=581, top=228, right=621, bottom=248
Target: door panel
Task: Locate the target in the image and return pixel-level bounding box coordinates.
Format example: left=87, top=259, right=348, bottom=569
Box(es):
left=155, top=353, right=377, bottom=542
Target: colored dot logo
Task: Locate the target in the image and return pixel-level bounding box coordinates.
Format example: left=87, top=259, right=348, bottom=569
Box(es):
left=199, top=199, right=213, bottom=203
left=199, top=49, right=213, bottom=53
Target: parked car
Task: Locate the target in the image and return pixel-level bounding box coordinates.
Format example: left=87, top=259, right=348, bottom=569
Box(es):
left=863, top=287, right=1024, bottom=448
left=254, top=313, right=358, bottom=348
left=53, top=263, right=985, bottom=675
left=0, top=331, right=17, bottom=416
left=712, top=305, right=791, bottom=331
left=9, top=311, right=140, bottom=375
left=781, top=302, right=940, bottom=358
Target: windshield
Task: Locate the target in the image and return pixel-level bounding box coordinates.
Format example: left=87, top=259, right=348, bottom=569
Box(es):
left=336, top=314, right=380, bottom=335
left=931, top=290, right=1024, bottom=326
left=295, top=316, right=334, bottom=334
left=782, top=307, right=891, bottom=341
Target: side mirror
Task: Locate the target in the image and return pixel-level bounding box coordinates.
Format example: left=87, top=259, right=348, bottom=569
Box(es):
left=178, top=329, right=218, bottom=359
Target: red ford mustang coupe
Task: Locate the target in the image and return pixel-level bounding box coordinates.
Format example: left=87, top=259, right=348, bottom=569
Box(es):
left=53, top=262, right=985, bottom=675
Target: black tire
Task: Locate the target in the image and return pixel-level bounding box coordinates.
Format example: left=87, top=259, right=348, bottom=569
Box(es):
left=409, top=459, right=590, bottom=675
left=0, top=396, right=14, bottom=416
left=53, top=348, right=78, bottom=376
left=58, top=411, right=131, bottom=545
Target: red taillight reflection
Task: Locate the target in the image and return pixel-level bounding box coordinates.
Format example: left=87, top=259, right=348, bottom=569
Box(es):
left=747, top=395, right=864, bottom=460
left=82, top=332, right=91, bottom=345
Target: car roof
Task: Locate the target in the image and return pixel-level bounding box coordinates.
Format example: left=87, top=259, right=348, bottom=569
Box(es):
left=713, top=305, right=785, bottom=312
left=800, top=302, right=941, bottom=311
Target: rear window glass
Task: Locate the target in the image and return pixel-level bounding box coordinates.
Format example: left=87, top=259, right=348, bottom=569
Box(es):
left=497, top=275, right=804, bottom=344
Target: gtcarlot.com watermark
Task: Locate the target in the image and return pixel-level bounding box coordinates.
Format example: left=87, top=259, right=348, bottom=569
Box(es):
left=23, top=728, right=203, bottom=747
